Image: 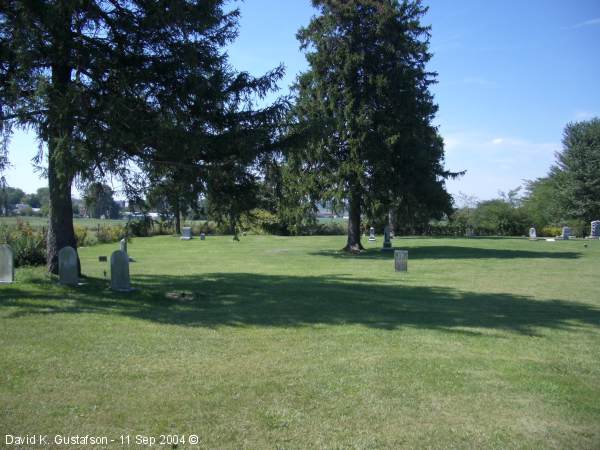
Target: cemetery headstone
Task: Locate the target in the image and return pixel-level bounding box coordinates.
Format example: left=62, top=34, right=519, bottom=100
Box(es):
left=561, top=226, right=571, bottom=240
left=382, top=226, right=393, bottom=250
left=529, top=227, right=537, bottom=240
left=394, top=250, right=408, bottom=272
left=591, top=220, right=600, bottom=238
left=200, top=232, right=206, bottom=241
left=368, top=227, right=376, bottom=242
left=58, top=246, right=79, bottom=286
left=181, top=227, right=192, bottom=240
left=120, top=238, right=128, bottom=254
left=0, top=244, right=14, bottom=283
left=111, top=250, right=133, bottom=292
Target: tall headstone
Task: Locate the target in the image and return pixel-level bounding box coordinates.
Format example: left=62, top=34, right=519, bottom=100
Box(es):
left=368, top=227, right=376, bottom=242
left=120, top=238, right=128, bottom=255
left=394, top=250, right=408, bottom=272
left=0, top=244, right=14, bottom=283
left=58, top=246, right=79, bottom=286
left=181, top=227, right=192, bottom=240
left=561, top=226, right=571, bottom=240
left=382, top=226, right=392, bottom=250
left=111, top=250, right=133, bottom=292
left=591, top=220, right=600, bottom=238
left=200, top=232, right=206, bottom=241
left=529, top=227, right=537, bottom=240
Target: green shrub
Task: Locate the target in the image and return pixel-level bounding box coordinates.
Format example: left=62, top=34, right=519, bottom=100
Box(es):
left=74, top=225, right=90, bottom=247
left=540, top=226, right=562, bottom=237
left=126, top=217, right=153, bottom=237
left=0, top=220, right=46, bottom=267
left=96, top=225, right=126, bottom=243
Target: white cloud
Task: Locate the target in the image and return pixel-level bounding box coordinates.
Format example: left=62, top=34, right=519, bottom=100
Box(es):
left=440, top=131, right=559, bottom=199
left=563, top=17, right=600, bottom=30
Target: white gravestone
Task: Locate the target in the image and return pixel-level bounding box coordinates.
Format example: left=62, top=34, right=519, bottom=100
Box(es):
left=382, top=226, right=393, bottom=250
left=561, top=226, right=571, bottom=240
left=58, top=246, right=79, bottom=286
left=120, top=238, right=127, bottom=254
left=181, top=227, right=192, bottom=240
left=529, top=227, right=537, bottom=240
left=368, top=227, right=376, bottom=242
left=0, top=244, right=15, bottom=283
left=394, top=250, right=408, bottom=272
left=591, top=220, right=600, bottom=238
left=111, top=250, right=133, bottom=292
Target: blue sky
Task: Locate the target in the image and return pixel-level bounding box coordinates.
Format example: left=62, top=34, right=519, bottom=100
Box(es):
left=4, top=0, right=600, bottom=203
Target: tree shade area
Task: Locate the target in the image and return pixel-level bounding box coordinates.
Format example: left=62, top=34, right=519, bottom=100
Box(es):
left=2, top=236, right=600, bottom=447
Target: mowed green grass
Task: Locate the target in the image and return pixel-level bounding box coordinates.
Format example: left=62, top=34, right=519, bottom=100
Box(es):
left=1, top=236, right=600, bottom=448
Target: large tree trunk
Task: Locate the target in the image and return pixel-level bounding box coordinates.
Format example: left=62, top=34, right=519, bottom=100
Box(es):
left=343, top=188, right=363, bottom=252
left=46, top=6, right=77, bottom=275
left=174, top=199, right=181, bottom=235
left=46, top=161, right=77, bottom=274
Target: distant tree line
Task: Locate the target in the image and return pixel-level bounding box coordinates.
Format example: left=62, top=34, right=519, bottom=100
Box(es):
left=449, top=119, right=600, bottom=237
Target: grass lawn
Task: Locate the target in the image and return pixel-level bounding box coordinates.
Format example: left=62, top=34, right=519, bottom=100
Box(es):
left=1, top=236, right=600, bottom=448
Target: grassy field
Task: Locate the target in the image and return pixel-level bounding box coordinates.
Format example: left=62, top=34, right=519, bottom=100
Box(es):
left=0, top=215, right=129, bottom=229
left=1, top=236, right=600, bottom=448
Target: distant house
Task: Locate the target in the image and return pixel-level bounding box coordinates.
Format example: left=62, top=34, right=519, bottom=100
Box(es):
left=14, top=203, right=31, bottom=214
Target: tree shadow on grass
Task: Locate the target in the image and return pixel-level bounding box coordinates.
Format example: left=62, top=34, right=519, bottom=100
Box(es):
left=1, top=272, right=599, bottom=336
left=310, top=246, right=582, bottom=260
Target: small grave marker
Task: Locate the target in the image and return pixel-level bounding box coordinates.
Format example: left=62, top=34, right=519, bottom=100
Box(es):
left=0, top=244, right=15, bottom=284
left=181, top=227, right=192, bottom=240
left=111, top=250, right=133, bottom=292
left=58, top=246, right=79, bottom=286
left=382, top=225, right=393, bottom=251
left=591, top=220, right=600, bottom=238
left=368, top=227, right=376, bottom=242
left=394, top=250, right=408, bottom=272
left=120, top=238, right=128, bottom=254
left=529, top=227, right=537, bottom=240
left=561, top=226, right=571, bottom=240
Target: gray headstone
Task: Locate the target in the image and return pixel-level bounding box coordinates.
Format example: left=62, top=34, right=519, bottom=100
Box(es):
left=111, top=250, right=132, bottom=291
left=58, top=246, right=79, bottom=286
left=382, top=225, right=392, bottom=250
left=368, top=227, right=376, bottom=242
left=200, top=232, right=206, bottom=241
left=394, top=250, right=408, bottom=272
left=529, top=227, right=537, bottom=239
left=120, top=238, right=127, bottom=254
left=0, top=244, right=15, bottom=283
left=591, top=220, right=600, bottom=238
left=181, top=227, right=192, bottom=240
left=561, top=226, right=571, bottom=240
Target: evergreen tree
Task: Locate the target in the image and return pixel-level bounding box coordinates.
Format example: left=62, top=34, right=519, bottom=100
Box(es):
left=287, top=0, right=459, bottom=250
left=554, top=118, right=600, bottom=223
left=1, top=1, right=284, bottom=272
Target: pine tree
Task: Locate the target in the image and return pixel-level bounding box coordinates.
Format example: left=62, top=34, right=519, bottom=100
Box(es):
left=287, top=0, right=459, bottom=250
left=0, top=1, right=283, bottom=272
left=555, top=118, right=600, bottom=223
